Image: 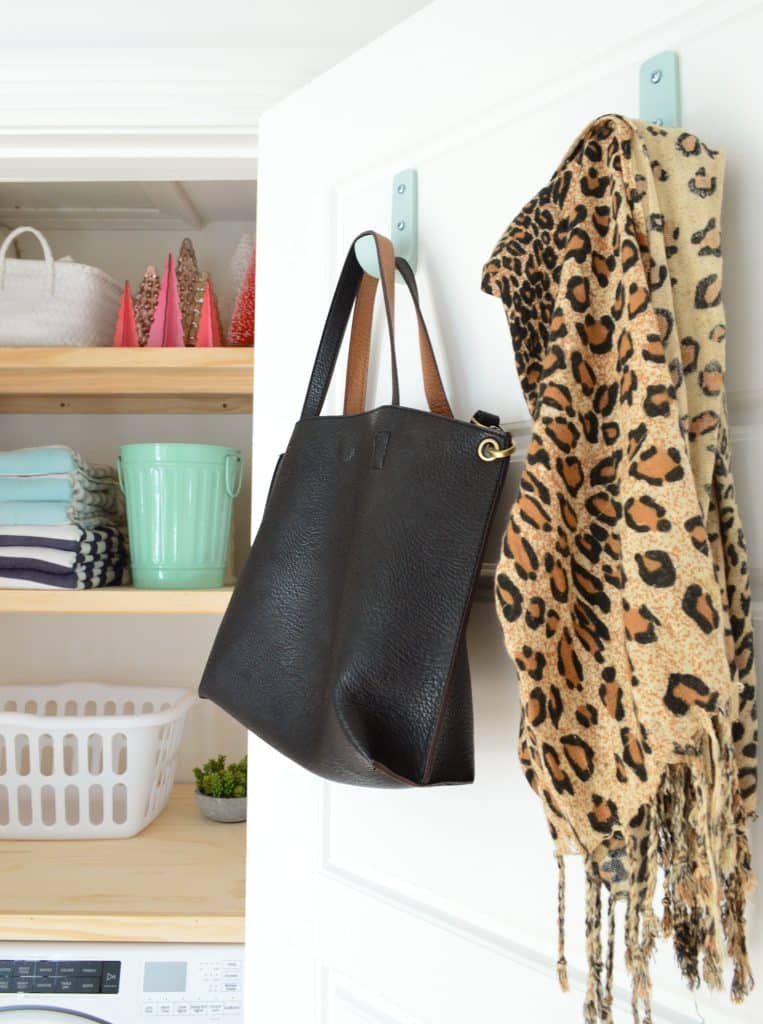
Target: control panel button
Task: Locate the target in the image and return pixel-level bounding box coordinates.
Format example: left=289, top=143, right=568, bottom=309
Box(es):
left=72, top=978, right=99, bottom=993
left=101, top=962, right=121, bottom=993
left=31, top=979, right=56, bottom=993
left=78, top=963, right=102, bottom=978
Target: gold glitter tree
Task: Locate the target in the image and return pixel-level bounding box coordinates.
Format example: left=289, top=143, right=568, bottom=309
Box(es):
left=133, top=265, right=160, bottom=346
left=176, top=237, right=200, bottom=345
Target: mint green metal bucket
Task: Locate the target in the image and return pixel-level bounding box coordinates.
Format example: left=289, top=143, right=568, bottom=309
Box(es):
left=118, top=443, right=242, bottom=589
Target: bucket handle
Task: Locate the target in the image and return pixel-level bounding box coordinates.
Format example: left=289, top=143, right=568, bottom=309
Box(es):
left=225, top=453, right=243, bottom=498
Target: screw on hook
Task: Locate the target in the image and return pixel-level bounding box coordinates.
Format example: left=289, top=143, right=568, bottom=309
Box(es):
left=396, top=220, right=406, bottom=231
left=396, top=183, right=406, bottom=194
left=650, top=69, right=663, bottom=84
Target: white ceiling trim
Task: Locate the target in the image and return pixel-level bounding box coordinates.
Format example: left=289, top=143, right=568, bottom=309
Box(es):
left=0, top=134, right=260, bottom=184
left=0, top=47, right=345, bottom=135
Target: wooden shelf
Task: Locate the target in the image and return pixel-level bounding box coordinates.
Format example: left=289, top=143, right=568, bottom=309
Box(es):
left=0, top=585, right=233, bottom=615
left=0, top=785, right=245, bottom=943
left=0, top=347, right=253, bottom=414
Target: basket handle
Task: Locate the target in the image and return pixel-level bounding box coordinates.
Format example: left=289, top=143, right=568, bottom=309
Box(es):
left=116, top=454, right=125, bottom=494
left=0, top=226, right=56, bottom=296
left=225, top=453, right=243, bottom=498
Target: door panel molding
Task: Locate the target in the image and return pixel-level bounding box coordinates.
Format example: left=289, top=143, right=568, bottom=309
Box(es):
left=323, top=969, right=421, bottom=1024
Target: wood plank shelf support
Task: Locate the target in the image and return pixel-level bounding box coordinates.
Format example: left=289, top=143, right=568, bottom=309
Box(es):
left=0, top=347, right=254, bottom=414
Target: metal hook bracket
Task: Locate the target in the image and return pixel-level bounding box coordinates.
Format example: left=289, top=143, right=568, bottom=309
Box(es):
left=639, top=50, right=681, bottom=128
left=355, top=168, right=418, bottom=278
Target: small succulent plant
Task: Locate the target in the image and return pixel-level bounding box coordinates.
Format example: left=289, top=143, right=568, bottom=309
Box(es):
left=193, top=755, right=247, bottom=799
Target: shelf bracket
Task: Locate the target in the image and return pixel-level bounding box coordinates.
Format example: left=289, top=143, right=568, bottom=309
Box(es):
left=355, top=168, right=418, bottom=278
left=639, top=51, right=681, bottom=129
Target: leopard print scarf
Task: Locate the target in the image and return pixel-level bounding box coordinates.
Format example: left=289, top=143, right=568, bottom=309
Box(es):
left=482, top=115, right=756, bottom=1021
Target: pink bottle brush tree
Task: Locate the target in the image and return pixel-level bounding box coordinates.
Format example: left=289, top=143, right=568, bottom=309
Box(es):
left=227, top=248, right=255, bottom=347
left=147, top=253, right=184, bottom=347
left=113, top=281, right=139, bottom=347
left=195, top=279, right=223, bottom=347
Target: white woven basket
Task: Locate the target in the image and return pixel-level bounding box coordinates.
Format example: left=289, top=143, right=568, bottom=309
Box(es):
left=0, top=683, right=195, bottom=839
left=0, top=227, right=122, bottom=347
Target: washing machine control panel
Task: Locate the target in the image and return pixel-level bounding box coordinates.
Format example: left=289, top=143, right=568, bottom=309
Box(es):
left=0, top=959, right=121, bottom=995
left=0, top=944, right=244, bottom=1024
left=140, top=958, right=243, bottom=1020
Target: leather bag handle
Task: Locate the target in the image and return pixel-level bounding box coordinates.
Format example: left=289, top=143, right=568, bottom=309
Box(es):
left=300, top=232, right=397, bottom=420
left=343, top=258, right=453, bottom=418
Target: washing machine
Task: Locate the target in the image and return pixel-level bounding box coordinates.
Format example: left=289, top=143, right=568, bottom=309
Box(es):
left=0, top=942, right=244, bottom=1022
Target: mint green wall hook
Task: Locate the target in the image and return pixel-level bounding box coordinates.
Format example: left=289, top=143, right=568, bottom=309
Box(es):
left=355, top=168, right=418, bottom=278
left=640, top=51, right=681, bottom=129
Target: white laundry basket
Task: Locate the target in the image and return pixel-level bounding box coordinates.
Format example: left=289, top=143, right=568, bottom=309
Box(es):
left=0, top=683, right=195, bottom=839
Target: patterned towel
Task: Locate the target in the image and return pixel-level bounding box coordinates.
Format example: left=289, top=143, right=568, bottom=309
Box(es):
left=0, top=525, right=128, bottom=589
left=0, top=563, right=128, bottom=589
left=0, top=525, right=83, bottom=551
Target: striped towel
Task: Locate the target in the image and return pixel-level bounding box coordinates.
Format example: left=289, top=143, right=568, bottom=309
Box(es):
left=0, top=525, right=129, bottom=589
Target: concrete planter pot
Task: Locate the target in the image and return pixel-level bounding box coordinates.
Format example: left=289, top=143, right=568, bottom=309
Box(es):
left=195, top=791, right=247, bottom=823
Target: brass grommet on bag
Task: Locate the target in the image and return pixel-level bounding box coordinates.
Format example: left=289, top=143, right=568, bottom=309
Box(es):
left=477, top=437, right=515, bottom=462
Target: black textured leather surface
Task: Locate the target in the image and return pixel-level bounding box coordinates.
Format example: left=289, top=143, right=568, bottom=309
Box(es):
left=199, top=233, right=511, bottom=787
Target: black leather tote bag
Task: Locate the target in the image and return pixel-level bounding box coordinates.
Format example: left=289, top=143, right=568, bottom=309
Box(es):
left=199, top=232, right=513, bottom=787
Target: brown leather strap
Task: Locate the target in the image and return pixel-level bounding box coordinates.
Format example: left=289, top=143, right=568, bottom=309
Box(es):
left=343, top=272, right=378, bottom=417
left=343, top=259, right=453, bottom=418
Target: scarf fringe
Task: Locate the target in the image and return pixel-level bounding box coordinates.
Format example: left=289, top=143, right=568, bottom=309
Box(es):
left=556, top=855, right=570, bottom=991
left=563, top=722, right=754, bottom=1022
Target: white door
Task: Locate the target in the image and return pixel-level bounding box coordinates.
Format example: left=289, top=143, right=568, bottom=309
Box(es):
left=248, top=2, right=763, bottom=1022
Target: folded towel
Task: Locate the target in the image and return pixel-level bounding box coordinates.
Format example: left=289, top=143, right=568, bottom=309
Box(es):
left=0, top=562, right=128, bottom=589
left=0, top=498, right=124, bottom=529
left=0, top=547, right=76, bottom=572
left=0, top=446, right=79, bottom=476
left=0, top=502, right=73, bottom=526
left=0, top=525, right=129, bottom=589
left=0, top=445, right=115, bottom=480
left=0, top=525, right=82, bottom=551
left=0, top=476, right=76, bottom=502
left=0, top=472, right=118, bottom=503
